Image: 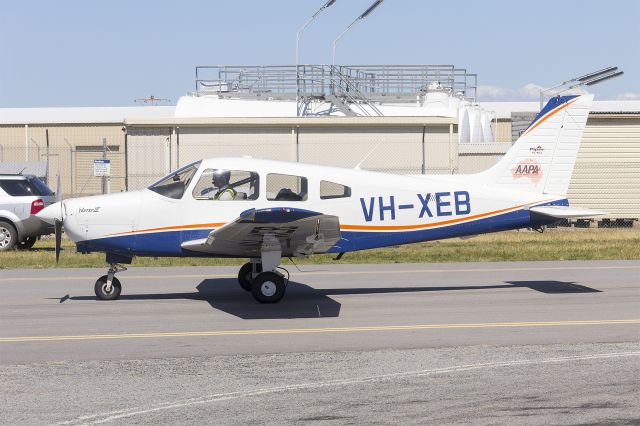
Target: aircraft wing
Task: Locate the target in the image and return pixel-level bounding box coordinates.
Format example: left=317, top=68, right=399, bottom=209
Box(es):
left=181, top=207, right=341, bottom=257
left=529, top=205, right=607, bottom=219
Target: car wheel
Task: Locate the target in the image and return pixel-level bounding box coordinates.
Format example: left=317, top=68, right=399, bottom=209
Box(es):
left=17, top=236, right=37, bottom=250
left=0, top=220, right=17, bottom=251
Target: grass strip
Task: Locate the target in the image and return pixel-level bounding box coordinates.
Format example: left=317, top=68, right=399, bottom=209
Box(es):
left=0, top=228, right=638, bottom=269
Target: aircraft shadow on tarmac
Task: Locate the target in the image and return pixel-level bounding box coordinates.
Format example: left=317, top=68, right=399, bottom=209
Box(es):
left=61, top=279, right=599, bottom=320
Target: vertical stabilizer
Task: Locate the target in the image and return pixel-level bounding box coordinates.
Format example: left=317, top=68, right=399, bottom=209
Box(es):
left=476, top=94, right=593, bottom=196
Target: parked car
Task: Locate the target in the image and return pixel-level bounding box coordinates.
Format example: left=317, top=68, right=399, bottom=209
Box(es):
left=0, top=174, right=56, bottom=251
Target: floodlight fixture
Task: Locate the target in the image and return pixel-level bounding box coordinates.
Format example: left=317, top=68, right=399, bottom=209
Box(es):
left=332, top=0, right=385, bottom=65
left=539, top=66, right=623, bottom=109
left=583, top=70, right=623, bottom=86
left=577, top=66, right=618, bottom=82
left=359, top=0, right=384, bottom=19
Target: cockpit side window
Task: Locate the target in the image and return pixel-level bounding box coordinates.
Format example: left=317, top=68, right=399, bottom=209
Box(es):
left=192, top=169, right=259, bottom=201
left=320, top=180, right=351, bottom=199
left=267, top=173, right=308, bottom=201
left=148, top=161, right=200, bottom=199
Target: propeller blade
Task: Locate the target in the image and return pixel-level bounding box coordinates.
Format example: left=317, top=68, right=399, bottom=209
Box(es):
left=56, top=174, right=61, bottom=202
left=54, top=219, right=62, bottom=264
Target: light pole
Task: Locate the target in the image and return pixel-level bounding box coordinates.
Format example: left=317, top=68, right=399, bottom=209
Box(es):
left=296, top=0, right=337, bottom=116
left=331, top=0, right=384, bottom=65
left=296, top=0, right=337, bottom=67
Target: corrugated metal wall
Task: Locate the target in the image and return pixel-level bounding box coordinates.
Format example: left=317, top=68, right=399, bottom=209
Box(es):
left=567, top=117, right=640, bottom=218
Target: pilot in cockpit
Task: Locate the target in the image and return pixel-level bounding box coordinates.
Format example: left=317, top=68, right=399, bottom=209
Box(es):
left=211, top=170, right=237, bottom=200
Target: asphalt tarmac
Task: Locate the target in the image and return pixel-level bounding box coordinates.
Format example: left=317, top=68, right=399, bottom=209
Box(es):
left=1, top=260, right=639, bottom=424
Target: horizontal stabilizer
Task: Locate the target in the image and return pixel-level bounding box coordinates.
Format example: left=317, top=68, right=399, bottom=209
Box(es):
left=529, top=206, right=607, bottom=219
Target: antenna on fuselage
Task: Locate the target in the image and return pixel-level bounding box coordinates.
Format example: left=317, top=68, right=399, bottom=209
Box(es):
left=353, top=140, right=383, bottom=170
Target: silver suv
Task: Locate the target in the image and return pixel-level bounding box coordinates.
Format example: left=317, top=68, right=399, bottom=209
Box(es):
left=0, top=174, right=56, bottom=251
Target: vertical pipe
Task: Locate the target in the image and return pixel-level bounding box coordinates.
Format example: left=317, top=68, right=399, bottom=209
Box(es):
left=45, top=129, right=50, bottom=185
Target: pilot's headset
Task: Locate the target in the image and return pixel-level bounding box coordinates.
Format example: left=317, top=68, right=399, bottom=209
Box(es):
left=212, top=169, right=231, bottom=189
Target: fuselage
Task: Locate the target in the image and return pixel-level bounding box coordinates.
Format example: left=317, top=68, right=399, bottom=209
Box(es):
left=47, top=157, right=566, bottom=258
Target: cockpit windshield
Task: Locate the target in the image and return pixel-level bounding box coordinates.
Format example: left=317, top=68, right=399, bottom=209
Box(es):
left=148, top=161, right=201, bottom=199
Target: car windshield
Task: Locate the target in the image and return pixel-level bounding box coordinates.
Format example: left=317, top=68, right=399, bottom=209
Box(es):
left=148, top=161, right=201, bottom=199
left=0, top=177, right=52, bottom=197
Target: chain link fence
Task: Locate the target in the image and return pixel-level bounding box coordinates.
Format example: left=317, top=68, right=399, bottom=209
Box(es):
left=1, top=121, right=638, bottom=226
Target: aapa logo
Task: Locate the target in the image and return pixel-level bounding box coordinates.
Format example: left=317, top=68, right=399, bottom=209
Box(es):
left=512, top=159, right=542, bottom=184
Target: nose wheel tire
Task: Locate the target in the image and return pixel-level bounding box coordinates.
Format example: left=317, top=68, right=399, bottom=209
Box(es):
left=94, top=276, right=122, bottom=300
left=251, top=272, right=286, bottom=304
left=238, top=262, right=262, bottom=292
left=0, top=221, right=17, bottom=252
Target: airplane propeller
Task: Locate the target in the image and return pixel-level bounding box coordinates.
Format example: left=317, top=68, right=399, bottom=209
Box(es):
left=37, top=198, right=65, bottom=264
left=54, top=218, right=62, bottom=264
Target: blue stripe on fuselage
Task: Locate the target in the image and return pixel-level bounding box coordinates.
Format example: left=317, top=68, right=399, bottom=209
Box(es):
left=75, top=199, right=567, bottom=257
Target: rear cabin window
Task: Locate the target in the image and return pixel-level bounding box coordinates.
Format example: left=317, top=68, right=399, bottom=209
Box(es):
left=266, top=173, right=308, bottom=201
left=320, top=180, right=351, bottom=199
left=192, top=169, right=259, bottom=201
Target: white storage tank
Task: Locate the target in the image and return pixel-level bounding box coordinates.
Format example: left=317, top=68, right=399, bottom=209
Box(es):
left=468, top=105, right=483, bottom=143
left=480, top=110, right=495, bottom=143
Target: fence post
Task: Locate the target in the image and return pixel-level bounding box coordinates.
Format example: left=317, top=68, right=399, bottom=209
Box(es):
left=24, top=124, right=28, bottom=161
left=421, top=125, right=426, bottom=174
left=102, top=138, right=110, bottom=194
left=124, top=129, right=129, bottom=191
left=176, top=127, right=180, bottom=168
left=45, top=129, right=50, bottom=186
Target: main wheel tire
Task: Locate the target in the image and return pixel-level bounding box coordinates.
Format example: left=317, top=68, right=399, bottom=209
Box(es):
left=94, top=275, right=122, bottom=300
left=17, top=236, right=37, bottom=250
left=251, top=272, right=286, bottom=304
left=238, top=262, right=262, bottom=292
left=0, top=221, right=17, bottom=252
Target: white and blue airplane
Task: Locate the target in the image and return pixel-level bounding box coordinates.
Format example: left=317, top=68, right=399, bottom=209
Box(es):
left=38, top=94, right=603, bottom=303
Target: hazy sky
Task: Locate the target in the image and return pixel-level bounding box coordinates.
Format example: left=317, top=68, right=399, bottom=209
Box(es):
left=1, top=0, right=638, bottom=107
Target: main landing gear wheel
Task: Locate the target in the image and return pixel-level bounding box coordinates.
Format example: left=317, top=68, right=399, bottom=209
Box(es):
left=238, top=262, right=261, bottom=292
left=251, top=272, right=286, bottom=304
left=94, top=276, right=122, bottom=300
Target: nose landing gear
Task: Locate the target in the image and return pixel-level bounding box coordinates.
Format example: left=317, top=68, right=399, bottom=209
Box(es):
left=95, top=263, right=127, bottom=300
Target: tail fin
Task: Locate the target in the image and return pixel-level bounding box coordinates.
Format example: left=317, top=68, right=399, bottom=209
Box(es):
left=476, top=94, right=593, bottom=196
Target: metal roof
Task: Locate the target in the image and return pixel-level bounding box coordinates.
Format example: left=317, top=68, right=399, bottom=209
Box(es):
left=0, top=106, right=175, bottom=125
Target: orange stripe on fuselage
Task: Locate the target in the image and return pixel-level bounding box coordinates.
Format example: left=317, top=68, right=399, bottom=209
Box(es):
left=522, top=97, right=579, bottom=137
left=339, top=203, right=529, bottom=231
left=107, top=222, right=225, bottom=237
